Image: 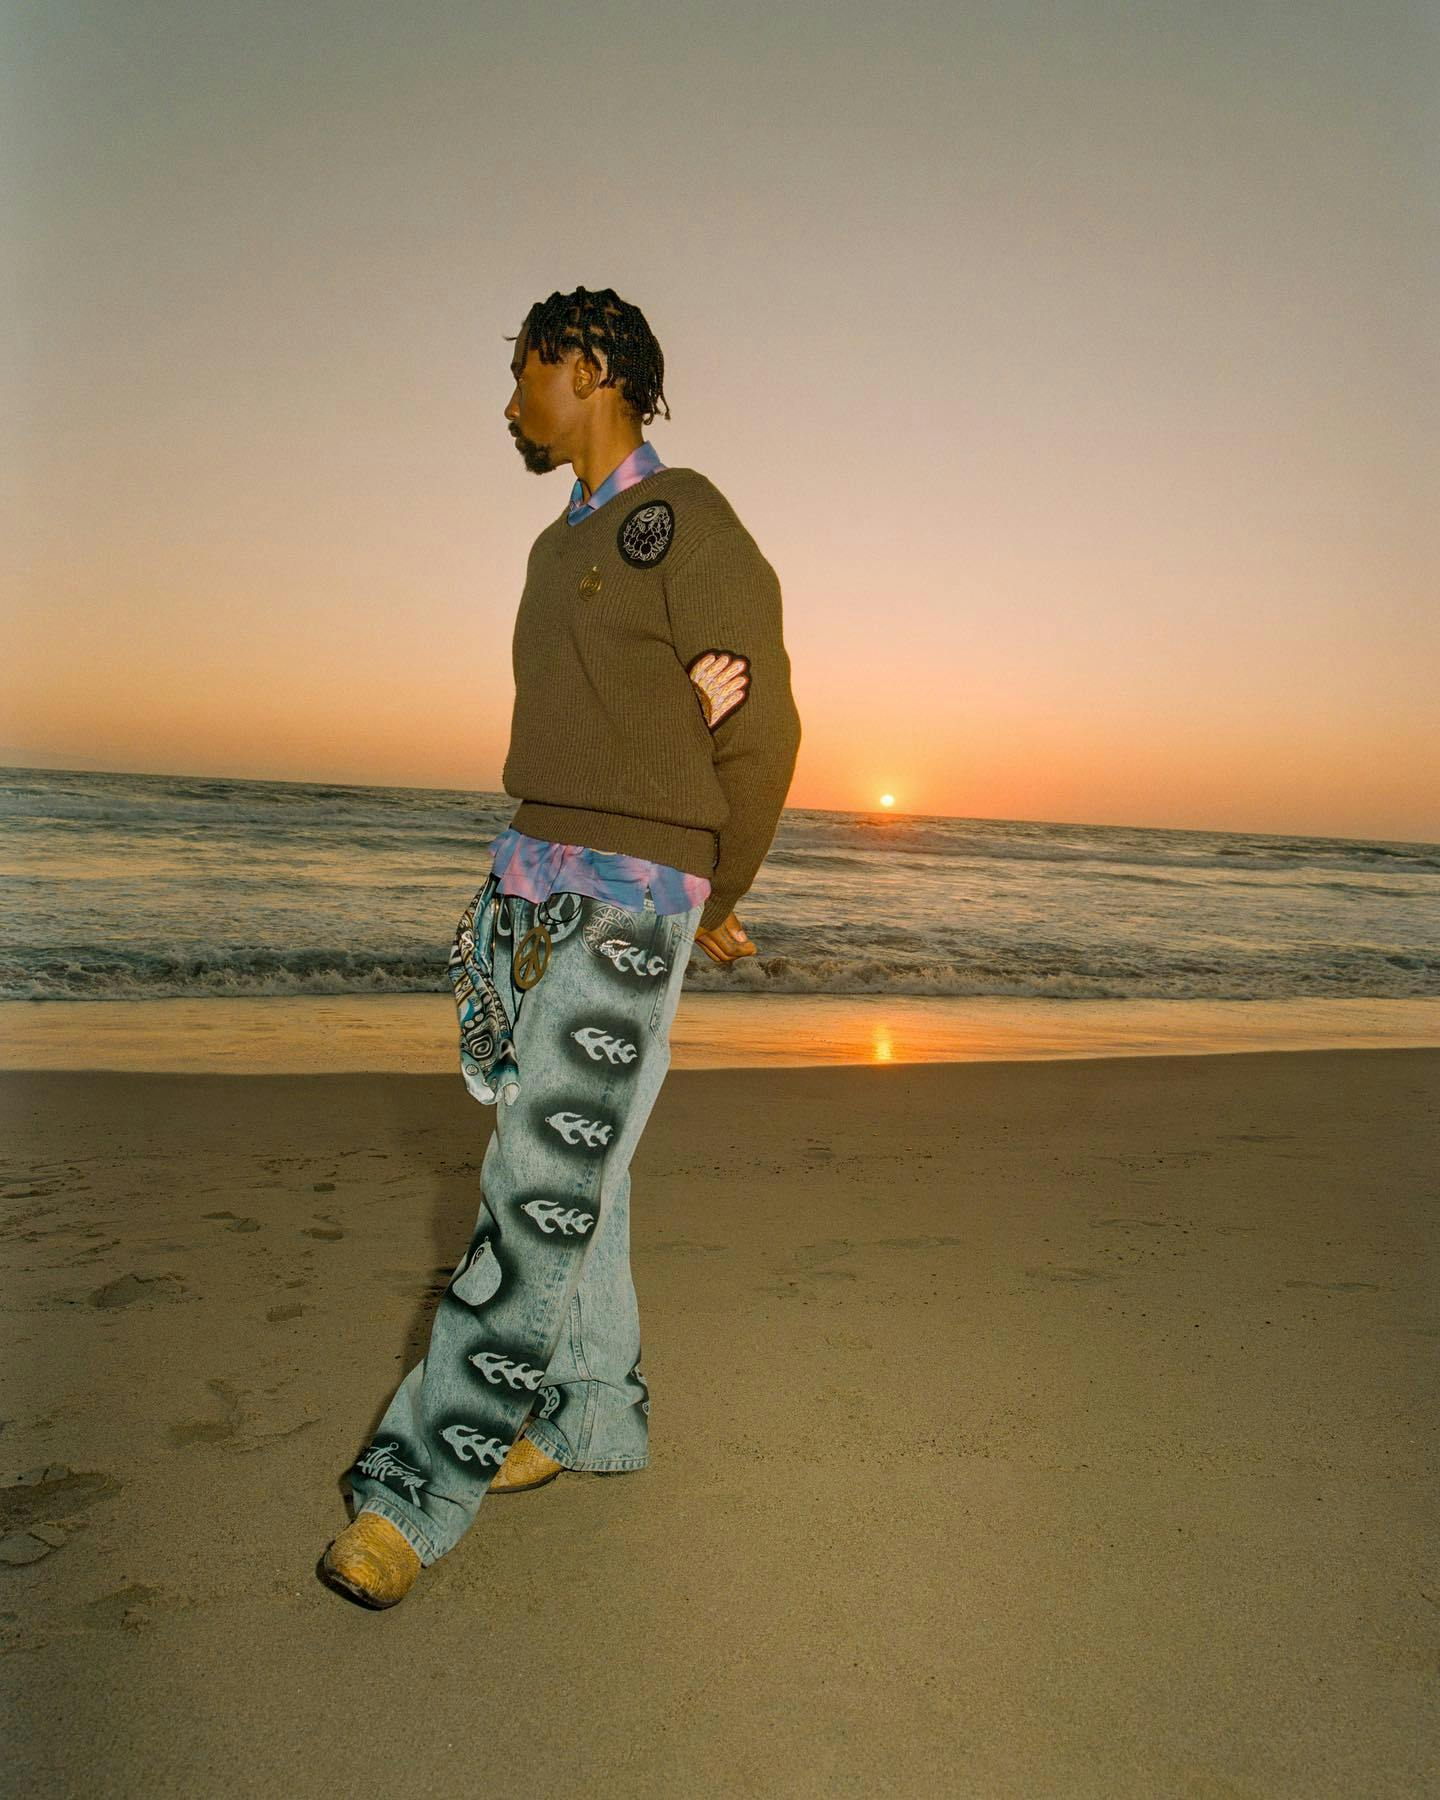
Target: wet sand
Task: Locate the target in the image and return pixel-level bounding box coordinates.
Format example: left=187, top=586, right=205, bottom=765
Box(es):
left=2, top=1050, right=1436, bottom=1796
left=2, top=991, right=1437, bottom=1074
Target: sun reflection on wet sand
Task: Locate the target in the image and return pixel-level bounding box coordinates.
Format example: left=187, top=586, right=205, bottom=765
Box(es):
left=0, top=994, right=1436, bottom=1075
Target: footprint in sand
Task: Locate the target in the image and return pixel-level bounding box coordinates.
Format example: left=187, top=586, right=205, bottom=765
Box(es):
left=167, top=1379, right=242, bottom=1446
left=0, top=1522, right=71, bottom=1564
left=756, top=1235, right=965, bottom=1298
left=65, top=1238, right=124, bottom=1265
left=87, top=1583, right=161, bottom=1632
left=1284, top=1279, right=1380, bottom=1292
left=0, top=1466, right=121, bottom=1562
left=792, top=1240, right=861, bottom=1281
left=1024, top=1266, right=1117, bottom=1284
left=86, top=1271, right=192, bottom=1309
left=872, top=1235, right=967, bottom=1253
left=167, top=1378, right=318, bottom=1453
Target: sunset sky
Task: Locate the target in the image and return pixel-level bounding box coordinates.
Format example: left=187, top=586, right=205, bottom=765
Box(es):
left=5, top=0, right=1436, bottom=842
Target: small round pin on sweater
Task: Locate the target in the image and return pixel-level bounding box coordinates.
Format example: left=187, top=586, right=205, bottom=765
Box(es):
left=578, top=566, right=603, bottom=596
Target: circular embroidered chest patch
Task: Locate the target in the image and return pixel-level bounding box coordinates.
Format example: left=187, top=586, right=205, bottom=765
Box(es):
left=616, top=499, right=675, bottom=568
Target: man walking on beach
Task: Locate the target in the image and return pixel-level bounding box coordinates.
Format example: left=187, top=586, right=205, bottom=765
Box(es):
left=321, top=285, right=802, bottom=1607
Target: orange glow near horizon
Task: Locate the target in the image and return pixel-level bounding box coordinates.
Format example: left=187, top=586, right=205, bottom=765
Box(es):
left=4, top=7, right=1435, bottom=846
left=4, top=654, right=1436, bottom=842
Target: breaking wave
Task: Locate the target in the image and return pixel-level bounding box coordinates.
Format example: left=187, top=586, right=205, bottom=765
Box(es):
left=4, top=766, right=1437, bottom=1003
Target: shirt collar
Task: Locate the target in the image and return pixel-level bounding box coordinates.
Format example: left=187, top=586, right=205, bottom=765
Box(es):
left=568, top=439, right=666, bottom=522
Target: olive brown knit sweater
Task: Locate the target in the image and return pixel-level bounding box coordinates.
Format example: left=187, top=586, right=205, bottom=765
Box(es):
left=503, top=466, right=802, bottom=934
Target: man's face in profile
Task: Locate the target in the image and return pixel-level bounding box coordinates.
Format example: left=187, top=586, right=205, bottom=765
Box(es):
left=504, top=330, right=568, bottom=474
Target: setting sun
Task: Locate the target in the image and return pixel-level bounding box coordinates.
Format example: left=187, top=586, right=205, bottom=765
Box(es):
left=879, top=794, right=895, bottom=808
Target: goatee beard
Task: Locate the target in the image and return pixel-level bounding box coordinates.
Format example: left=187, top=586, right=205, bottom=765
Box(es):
left=510, top=429, right=553, bottom=474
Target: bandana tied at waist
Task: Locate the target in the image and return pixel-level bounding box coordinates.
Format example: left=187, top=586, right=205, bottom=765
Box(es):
left=447, top=870, right=520, bottom=1107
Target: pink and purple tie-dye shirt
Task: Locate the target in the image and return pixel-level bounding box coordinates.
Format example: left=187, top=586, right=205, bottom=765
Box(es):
left=486, top=440, right=714, bottom=918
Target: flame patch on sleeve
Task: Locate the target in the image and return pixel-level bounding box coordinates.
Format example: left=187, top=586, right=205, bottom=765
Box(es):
left=686, top=649, right=750, bottom=729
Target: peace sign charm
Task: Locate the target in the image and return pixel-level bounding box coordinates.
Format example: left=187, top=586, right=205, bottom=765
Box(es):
left=513, top=921, right=552, bottom=990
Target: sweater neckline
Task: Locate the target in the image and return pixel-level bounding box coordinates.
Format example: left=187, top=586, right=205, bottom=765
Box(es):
left=557, top=465, right=694, bottom=534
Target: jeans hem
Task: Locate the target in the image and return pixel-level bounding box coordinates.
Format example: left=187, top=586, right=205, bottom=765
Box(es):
left=523, top=1421, right=648, bottom=1473
left=353, top=1495, right=443, bottom=1568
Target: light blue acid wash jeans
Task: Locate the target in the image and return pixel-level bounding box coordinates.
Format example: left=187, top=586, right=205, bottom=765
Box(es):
left=344, top=884, right=704, bottom=1566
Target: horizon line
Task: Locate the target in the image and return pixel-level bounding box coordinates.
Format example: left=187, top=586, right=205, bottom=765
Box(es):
left=2, top=757, right=1436, bottom=853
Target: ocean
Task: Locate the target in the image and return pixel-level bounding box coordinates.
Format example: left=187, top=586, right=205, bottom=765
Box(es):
left=5, top=764, right=1438, bottom=1003
left=2, top=765, right=1437, bottom=1070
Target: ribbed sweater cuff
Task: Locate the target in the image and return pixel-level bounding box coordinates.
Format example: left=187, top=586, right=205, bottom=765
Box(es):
left=697, top=891, right=740, bottom=933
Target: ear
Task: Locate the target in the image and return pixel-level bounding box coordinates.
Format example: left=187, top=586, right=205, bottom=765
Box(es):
left=572, top=349, right=606, bottom=399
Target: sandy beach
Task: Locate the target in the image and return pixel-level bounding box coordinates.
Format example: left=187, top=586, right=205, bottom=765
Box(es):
left=3, top=1049, right=1436, bottom=1796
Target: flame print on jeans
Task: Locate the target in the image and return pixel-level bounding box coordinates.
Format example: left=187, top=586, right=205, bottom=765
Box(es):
left=521, top=1198, right=596, bottom=1236
left=596, top=938, right=668, bottom=980
left=537, top=1385, right=562, bottom=1421
left=570, top=1025, right=640, bottom=1065
left=468, top=1350, right=545, bottom=1391
left=450, top=1237, right=502, bottom=1307
left=545, top=1111, right=613, bottom=1148
left=439, top=1425, right=509, bottom=1468
left=354, top=1441, right=427, bottom=1503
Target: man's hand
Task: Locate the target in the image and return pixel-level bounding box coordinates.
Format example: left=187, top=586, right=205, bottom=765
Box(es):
left=694, top=912, right=757, bottom=964
left=688, top=651, right=750, bottom=729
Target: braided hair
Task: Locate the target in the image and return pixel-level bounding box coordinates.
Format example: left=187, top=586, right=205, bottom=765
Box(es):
left=506, top=286, right=671, bottom=426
